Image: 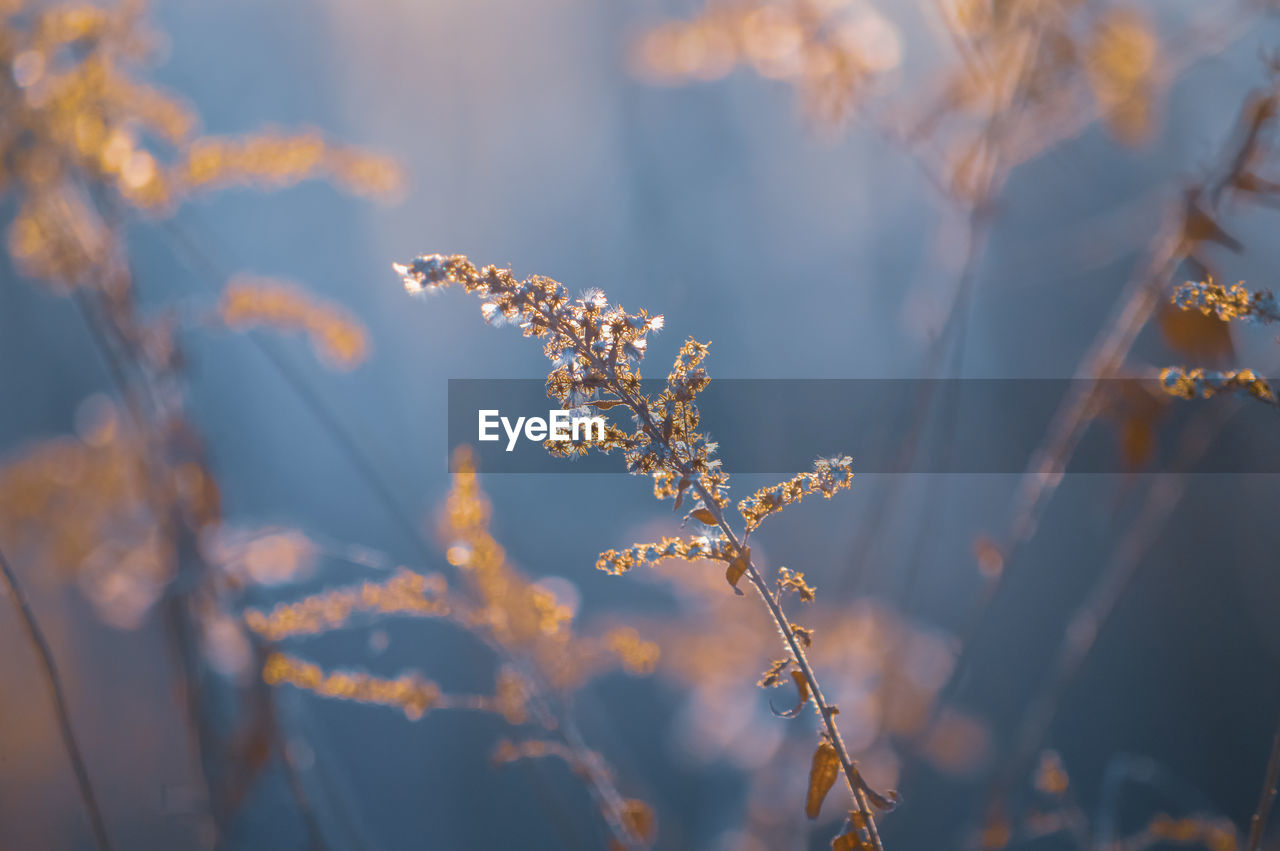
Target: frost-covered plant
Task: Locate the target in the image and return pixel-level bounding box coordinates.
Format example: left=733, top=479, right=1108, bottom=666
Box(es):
left=395, top=253, right=897, bottom=850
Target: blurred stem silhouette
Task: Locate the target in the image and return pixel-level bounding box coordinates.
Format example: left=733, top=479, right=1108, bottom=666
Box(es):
left=160, top=217, right=436, bottom=568
left=1248, top=719, right=1280, bottom=850
left=940, top=64, right=1280, bottom=730
left=0, top=542, right=113, bottom=851
left=985, top=399, right=1239, bottom=831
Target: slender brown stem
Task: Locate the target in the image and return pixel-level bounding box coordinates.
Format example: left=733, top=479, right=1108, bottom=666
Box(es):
left=0, top=543, right=114, bottom=851
left=1248, top=718, right=1280, bottom=851
left=598, top=367, right=887, bottom=849
left=696, top=481, right=886, bottom=851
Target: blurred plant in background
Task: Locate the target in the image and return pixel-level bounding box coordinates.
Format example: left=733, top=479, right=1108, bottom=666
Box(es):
left=0, top=0, right=400, bottom=846
left=250, top=448, right=661, bottom=849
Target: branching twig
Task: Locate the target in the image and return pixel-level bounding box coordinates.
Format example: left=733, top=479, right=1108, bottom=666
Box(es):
left=397, top=254, right=894, bottom=848
left=588, top=338, right=890, bottom=849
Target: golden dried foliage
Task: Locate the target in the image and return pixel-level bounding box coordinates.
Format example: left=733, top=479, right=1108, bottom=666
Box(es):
left=442, top=448, right=659, bottom=690
left=806, top=739, right=841, bottom=819
left=0, top=1, right=400, bottom=288
left=256, top=450, right=660, bottom=697
left=738, top=456, right=854, bottom=531
left=243, top=570, right=449, bottom=642
left=0, top=400, right=201, bottom=628
left=596, top=535, right=731, bottom=575
left=758, top=656, right=792, bottom=688
left=181, top=132, right=401, bottom=199
left=263, top=653, right=534, bottom=724
left=1172, top=279, right=1280, bottom=324
left=251, top=449, right=659, bottom=847
left=0, top=0, right=398, bottom=631
left=778, top=567, right=816, bottom=602
left=833, top=823, right=873, bottom=851
left=393, top=255, right=728, bottom=499
left=723, top=543, right=751, bottom=592
left=219, top=276, right=370, bottom=370
left=263, top=652, right=443, bottom=721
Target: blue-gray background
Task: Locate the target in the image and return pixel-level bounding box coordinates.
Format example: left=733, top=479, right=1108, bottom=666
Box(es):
left=3, top=1, right=1280, bottom=849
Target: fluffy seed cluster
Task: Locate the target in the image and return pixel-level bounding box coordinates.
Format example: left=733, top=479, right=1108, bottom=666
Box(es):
left=596, top=535, right=732, bottom=575
left=394, top=254, right=662, bottom=388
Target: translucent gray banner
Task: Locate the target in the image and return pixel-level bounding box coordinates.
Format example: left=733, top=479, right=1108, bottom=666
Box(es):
left=446, top=378, right=1280, bottom=473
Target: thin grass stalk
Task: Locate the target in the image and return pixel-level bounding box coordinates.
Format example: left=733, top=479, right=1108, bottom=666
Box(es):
left=597, top=357, right=888, bottom=849
left=0, top=543, right=114, bottom=851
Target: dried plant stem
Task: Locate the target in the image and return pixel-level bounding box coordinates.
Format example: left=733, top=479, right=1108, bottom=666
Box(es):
left=604, top=372, right=887, bottom=849
left=698, top=480, right=885, bottom=848
left=1248, top=718, right=1280, bottom=851
left=0, top=543, right=114, bottom=851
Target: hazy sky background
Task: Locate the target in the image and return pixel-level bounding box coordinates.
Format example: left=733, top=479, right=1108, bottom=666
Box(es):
left=5, top=0, right=1280, bottom=848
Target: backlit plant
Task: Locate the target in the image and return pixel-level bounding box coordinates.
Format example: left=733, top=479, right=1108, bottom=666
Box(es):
left=394, top=252, right=899, bottom=849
